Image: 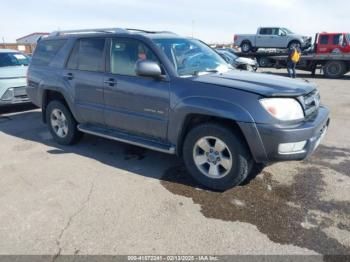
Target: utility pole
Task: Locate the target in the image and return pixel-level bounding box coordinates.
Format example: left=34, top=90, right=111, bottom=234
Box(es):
left=2, top=37, right=5, bottom=44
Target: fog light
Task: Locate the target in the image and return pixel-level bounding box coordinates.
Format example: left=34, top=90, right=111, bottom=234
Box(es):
left=1, top=88, right=14, bottom=101
left=278, top=141, right=307, bottom=154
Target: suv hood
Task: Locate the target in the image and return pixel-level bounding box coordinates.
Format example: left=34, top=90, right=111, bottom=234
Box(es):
left=193, top=70, right=316, bottom=97
left=0, top=66, right=27, bottom=79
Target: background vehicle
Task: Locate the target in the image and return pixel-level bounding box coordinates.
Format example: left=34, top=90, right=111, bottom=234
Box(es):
left=216, top=48, right=258, bottom=71
left=315, top=32, right=350, bottom=54
left=234, top=27, right=312, bottom=53
left=0, top=49, right=30, bottom=106
left=235, top=32, right=350, bottom=78
left=26, top=28, right=329, bottom=191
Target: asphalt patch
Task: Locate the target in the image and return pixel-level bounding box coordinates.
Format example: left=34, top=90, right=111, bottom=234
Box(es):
left=161, top=145, right=350, bottom=256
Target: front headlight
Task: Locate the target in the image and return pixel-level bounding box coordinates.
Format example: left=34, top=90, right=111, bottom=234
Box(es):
left=260, top=98, right=304, bottom=121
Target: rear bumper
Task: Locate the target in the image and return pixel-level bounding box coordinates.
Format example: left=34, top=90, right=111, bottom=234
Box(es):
left=239, top=106, right=330, bottom=163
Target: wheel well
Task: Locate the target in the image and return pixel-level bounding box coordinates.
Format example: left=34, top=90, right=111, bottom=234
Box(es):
left=42, top=90, right=68, bottom=123
left=177, top=114, right=251, bottom=157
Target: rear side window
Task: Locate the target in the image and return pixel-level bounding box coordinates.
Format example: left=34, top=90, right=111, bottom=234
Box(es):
left=66, top=38, right=105, bottom=72
left=319, top=35, right=329, bottom=45
left=31, top=39, right=66, bottom=66
left=260, top=28, right=272, bottom=35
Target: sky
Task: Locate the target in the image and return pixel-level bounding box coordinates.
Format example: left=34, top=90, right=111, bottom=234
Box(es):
left=1, top=0, right=349, bottom=43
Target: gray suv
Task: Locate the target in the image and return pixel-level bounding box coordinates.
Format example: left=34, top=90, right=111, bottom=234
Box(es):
left=26, top=28, right=330, bottom=191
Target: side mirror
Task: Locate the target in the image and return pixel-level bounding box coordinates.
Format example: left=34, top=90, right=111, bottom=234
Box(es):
left=135, top=60, right=162, bottom=78
left=280, top=32, right=287, bottom=37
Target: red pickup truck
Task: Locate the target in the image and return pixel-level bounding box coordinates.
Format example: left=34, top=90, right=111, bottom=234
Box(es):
left=315, top=32, right=350, bottom=54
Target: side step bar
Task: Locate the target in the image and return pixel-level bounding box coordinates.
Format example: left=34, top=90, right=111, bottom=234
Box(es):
left=78, top=124, right=176, bottom=155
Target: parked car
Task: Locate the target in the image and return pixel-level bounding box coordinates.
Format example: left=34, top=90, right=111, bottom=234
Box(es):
left=234, top=27, right=312, bottom=53
left=315, top=32, right=350, bottom=54
left=0, top=49, right=30, bottom=106
left=216, top=48, right=258, bottom=71
left=26, top=28, right=330, bottom=191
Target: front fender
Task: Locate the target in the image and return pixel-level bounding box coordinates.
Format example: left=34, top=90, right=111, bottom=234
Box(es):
left=167, top=96, right=255, bottom=145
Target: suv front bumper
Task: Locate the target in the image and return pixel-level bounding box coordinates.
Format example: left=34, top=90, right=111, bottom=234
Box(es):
left=239, top=106, right=330, bottom=163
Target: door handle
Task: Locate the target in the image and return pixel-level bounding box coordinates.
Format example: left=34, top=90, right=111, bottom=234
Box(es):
left=104, top=78, right=117, bottom=87
left=63, top=73, right=74, bottom=80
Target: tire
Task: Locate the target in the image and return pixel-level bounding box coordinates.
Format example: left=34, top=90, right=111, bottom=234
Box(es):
left=46, top=100, right=82, bottom=145
left=288, top=40, right=301, bottom=50
left=241, top=41, right=252, bottom=53
left=182, top=123, right=252, bottom=191
left=323, top=61, right=346, bottom=79
left=258, top=57, right=271, bottom=67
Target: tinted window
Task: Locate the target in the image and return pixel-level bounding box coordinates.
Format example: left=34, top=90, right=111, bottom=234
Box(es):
left=0, top=53, right=29, bottom=67
left=110, top=38, right=160, bottom=76
left=32, top=39, right=66, bottom=66
left=67, top=38, right=105, bottom=72
left=260, top=28, right=272, bottom=35
left=333, top=34, right=342, bottom=45
left=320, top=35, right=329, bottom=45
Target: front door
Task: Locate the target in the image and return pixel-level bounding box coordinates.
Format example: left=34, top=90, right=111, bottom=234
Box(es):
left=65, top=37, right=106, bottom=125
left=103, top=37, right=170, bottom=140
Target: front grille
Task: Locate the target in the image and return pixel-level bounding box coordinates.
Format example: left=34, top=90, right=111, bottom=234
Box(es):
left=300, top=90, right=320, bottom=117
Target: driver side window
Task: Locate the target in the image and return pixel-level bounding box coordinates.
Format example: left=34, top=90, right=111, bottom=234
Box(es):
left=110, top=38, right=161, bottom=76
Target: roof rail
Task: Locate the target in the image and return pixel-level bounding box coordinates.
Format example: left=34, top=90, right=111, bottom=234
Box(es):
left=125, top=28, right=177, bottom=35
left=47, top=28, right=177, bottom=38
left=48, top=28, right=129, bottom=37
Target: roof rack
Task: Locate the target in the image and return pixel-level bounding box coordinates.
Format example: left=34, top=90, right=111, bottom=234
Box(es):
left=48, top=28, right=129, bottom=37
left=47, top=28, right=177, bottom=38
left=125, top=28, right=177, bottom=35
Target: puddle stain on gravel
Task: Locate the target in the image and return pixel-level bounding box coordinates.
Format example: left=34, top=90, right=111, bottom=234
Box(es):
left=161, top=145, right=350, bottom=255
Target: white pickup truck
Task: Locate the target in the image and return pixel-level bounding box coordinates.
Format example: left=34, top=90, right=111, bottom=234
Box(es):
left=234, top=27, right=312, bottom=53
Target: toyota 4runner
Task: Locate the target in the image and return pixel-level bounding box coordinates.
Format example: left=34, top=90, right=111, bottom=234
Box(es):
left=26, top=28, right=330, bottom=191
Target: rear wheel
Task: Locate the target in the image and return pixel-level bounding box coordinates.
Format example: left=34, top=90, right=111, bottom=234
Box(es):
left=323, top=61, right=346, bottom=78
left=241, top=42, right=252, bottom=53
left=46, top=100, right=82, bottom=145
left=182, top=123, right=252, bottom=191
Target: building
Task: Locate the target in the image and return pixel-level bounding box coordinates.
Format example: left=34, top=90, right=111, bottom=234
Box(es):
left=16, top=32, right=49, bottom=44
left=0, top=43, right=35, bottom=54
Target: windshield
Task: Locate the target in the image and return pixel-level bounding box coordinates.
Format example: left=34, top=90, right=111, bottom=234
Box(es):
left=347, top=34, right=350, bottom=44
left=153, top=38, right=231, bottom=76
left=282, top=28, right=294, bottom=34
left=0, top=53, right=29, bottom=67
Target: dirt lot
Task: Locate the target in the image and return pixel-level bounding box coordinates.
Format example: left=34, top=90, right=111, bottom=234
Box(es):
left=0, top=70, right=349, bottom=258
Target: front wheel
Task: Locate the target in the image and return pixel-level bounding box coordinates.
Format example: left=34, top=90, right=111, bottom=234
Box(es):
left=323, top=61, right=346, bottom=79
left=182, top=123, right=252, bottom=191
left=288, top=41, right=301, bottom=50
left=46, top=100, right=82, bottom=145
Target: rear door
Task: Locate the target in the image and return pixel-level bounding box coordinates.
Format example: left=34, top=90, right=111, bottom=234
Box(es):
left=256, top=28, right=274, bottom=47
left=64, top=37, right=106, bottom=125
left=103, top=37, right=170, bottom=140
